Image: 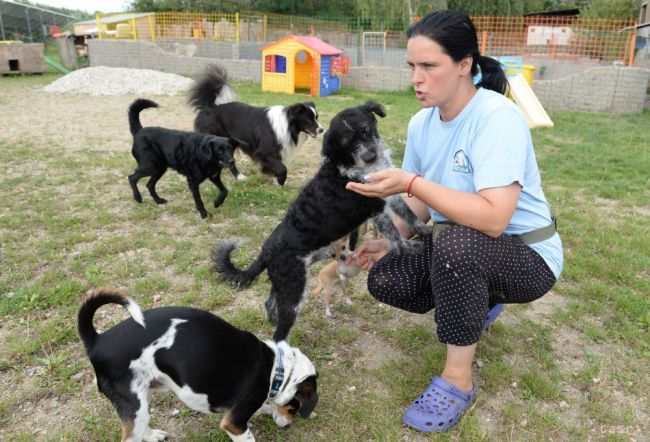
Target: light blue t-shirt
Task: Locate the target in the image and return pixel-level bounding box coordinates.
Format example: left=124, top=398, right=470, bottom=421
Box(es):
left=402, top=87, right=563, bottom=278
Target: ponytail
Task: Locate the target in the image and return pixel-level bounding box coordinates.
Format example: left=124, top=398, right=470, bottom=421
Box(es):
left=475, top=55, right=508, bottom=95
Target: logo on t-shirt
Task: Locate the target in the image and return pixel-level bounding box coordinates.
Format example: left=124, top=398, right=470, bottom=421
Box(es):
left=452, top=150, right=472, bottom=174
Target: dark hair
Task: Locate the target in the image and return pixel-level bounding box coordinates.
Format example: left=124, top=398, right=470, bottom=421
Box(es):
left=406, top=10, right=507, bottom=95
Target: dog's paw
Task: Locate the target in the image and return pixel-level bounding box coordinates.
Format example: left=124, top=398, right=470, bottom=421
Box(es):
left=143, top=428, right=167, bottom=441
left=395, top=238, right=425, bottom=255
left=199, top=210, right=211, bottom=219
left=236, top=173, right=247, bottom=181
left=412, top=221, right=433, bottom=236
left=133, top=195, right=143, bottom=203
left=214, top=199, right=225, bottom=208
left=154, top=198, right=168, bottom=205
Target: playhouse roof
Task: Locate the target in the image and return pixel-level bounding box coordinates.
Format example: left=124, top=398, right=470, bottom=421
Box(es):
left=262, top=35, right=343, bottom=55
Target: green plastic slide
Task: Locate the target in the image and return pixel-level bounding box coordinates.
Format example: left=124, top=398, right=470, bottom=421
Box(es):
left=44, top=56, right=69, bottom=74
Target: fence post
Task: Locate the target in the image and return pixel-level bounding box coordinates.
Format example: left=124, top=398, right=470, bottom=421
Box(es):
left=24, top=8, right=33, bottom=41
left=236, top=12, right=240, bottom=44
left=481, top=30, right=487, bottom=54
left=356, top=16, right=361, bottom=66
left=0, top=9, right=6, bottom=40
left=550, top=33, right=556, bottom=59
left=263, top=15, right=267, bottom=42
left=628, top=26, right=637, bottom=66
left=96, top=14, right=103, bottom=39
left=131, top=18, right=137, bottom=40
left=148, top=14, right=155, bottom=45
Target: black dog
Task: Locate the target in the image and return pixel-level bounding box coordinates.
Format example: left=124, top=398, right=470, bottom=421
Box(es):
left=188, top=64, right=324, bottom=185
left=212, top=101, right=430, bottom=341
left=128, top=98, right=246, bottom=219
left=78, top=288, right=318, bottom=441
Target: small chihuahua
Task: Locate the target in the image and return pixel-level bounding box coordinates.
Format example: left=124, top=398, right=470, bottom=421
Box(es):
left=311, top=235, right=361, bottom=317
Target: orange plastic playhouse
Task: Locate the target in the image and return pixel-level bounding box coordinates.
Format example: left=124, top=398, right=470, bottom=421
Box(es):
left=261, top=35, right=349, bottom=97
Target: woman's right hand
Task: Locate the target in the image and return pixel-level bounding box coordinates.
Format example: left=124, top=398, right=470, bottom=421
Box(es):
left=347, top=239, right=390, bottom=271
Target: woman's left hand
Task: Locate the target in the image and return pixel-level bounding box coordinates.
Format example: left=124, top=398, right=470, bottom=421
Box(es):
left=346, top=168, right=414, bottom=198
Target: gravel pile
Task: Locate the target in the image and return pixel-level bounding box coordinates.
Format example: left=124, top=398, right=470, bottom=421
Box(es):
left=43, top=66, right=194, bottom=96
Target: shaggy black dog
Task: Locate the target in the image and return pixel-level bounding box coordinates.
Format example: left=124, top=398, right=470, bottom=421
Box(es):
left=128, top=98, right=246, bottom=219
left=188, top=64, right=324, bottom=185
left=212, top=101, right=430, bottom=341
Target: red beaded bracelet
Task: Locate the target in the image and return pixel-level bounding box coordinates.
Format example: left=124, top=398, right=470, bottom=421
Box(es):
left=406, top=174, right=421, bottom=198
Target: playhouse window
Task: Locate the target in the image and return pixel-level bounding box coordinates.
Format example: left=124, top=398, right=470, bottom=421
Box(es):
left=264, top=54, right=287, bottom=73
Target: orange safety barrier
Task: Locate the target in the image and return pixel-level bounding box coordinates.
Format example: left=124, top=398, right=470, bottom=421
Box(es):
left=472, top=16, right=637, bottom=66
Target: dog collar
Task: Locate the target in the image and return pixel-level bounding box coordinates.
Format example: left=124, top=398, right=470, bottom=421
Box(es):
left=269, top=346, right=285, bottom=399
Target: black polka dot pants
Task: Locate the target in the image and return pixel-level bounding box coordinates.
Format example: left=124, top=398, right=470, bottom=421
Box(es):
left=367, top=225, right=557, bottom=346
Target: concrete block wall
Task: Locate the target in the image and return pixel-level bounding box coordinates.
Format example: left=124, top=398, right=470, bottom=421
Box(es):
left=532, top=66, right=650, bottom=115
left=344, top=66, right=411, bottom=91
left=88, top=40, right=649, bottom=114
left=88, top=39, right=261, bottom=81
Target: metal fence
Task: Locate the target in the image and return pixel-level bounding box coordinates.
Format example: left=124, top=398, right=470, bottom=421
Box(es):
left=94, top=11, right=638, bottom=66
left=0, top=0, right=74, bottom=42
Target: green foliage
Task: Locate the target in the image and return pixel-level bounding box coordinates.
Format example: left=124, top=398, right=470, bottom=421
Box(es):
left=126, top=0, right=641, bottom=34
left=581, top=0, right=641, bottom=19
left=16, top=0, right=93, bottom=18
left=129, top=0, right=359, bottom=15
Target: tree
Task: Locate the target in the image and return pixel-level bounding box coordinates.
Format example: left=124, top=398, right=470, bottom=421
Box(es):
left=582, top=0, right=641, bottom=19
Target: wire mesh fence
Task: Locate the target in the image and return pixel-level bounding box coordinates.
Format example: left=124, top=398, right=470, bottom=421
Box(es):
left=94, top=11, right=638, bottom=67
left=0, top=0, right=74, bottom=42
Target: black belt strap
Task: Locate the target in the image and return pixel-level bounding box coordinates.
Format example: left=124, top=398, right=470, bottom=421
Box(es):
left=432, top=216, right=557, bottom=245
left=511, top=216, right=557, bottom=245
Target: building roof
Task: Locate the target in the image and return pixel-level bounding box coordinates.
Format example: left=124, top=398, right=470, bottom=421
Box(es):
left=263, top=35, right=343, bottom=55
left=523, top=8, right=580, bottom=17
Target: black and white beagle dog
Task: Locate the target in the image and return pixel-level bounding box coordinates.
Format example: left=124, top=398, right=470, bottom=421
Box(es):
left=77, top=288, right=318, bottom=442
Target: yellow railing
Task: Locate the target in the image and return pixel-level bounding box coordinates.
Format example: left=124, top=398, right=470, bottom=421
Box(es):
left=95, top=12, right=638, bottom=65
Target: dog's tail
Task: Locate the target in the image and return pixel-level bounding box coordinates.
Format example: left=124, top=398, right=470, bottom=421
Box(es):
left=211, top=239, right=267, bottom=288
left=188, top=64, right=236, bottom=112
left=128, top=98, right=159, bottom=136
left=77, top=288, right=145, bottom=353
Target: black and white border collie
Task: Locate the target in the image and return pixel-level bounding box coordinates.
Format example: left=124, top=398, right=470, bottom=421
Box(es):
left=188, top=64, right=324, bottom=185
left=212, top=101, right=431, bottom=342
left=78, top=288, right=318, bottom=442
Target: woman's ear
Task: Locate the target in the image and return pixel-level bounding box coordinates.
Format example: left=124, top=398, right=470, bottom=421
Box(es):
left=459, top=55, right=473, bottom=76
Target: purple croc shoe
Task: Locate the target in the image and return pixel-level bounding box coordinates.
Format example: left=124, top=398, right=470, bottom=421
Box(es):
left=403, top=377, right=476, bottom=432
left=482, top=303, right=504, bottom=330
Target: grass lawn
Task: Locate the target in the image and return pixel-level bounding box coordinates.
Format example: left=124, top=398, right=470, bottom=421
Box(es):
left=0, top=72, right=648, bottom=441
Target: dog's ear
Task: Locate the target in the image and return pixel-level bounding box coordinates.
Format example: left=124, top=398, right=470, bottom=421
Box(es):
left=362, top=101, right=386, bottom=118
left=322, top=115, right=356, bottom=167
left=295, top=375, right=318, bottom=418
left=228, top=137, right=248, bottom=149
left=322, top=124, right=348, bottom=155
left=199, top=139, right=214, bottom=160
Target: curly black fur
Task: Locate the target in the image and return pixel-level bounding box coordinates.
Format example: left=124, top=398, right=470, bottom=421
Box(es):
left=212, top=101, right=430, bottom=341
left=188, top=64, right=323, bottom=185
left=127, top=98, right=247, bottom=219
